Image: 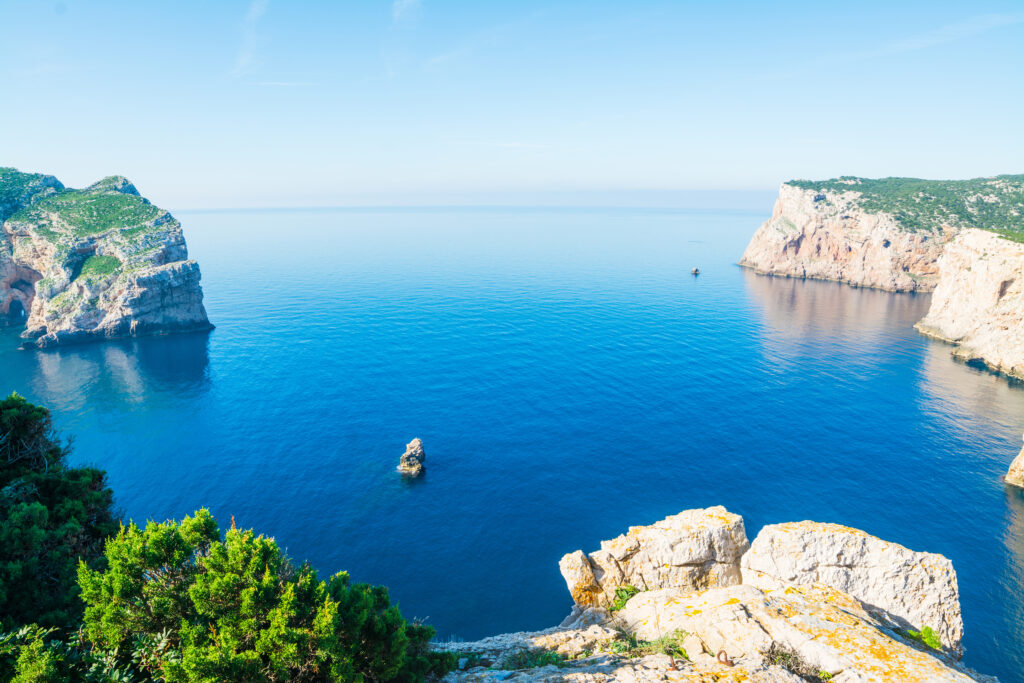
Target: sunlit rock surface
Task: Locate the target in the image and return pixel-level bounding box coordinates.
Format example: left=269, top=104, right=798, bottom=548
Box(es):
left=558, top=506, right=749, bottom=609
left=0, top=167, right=211, bottom=348
left=440, top=507, right=994, bottom=682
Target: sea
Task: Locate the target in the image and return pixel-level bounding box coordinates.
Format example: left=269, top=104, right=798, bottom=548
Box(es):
left=2, top=206, right=1023, bottom=680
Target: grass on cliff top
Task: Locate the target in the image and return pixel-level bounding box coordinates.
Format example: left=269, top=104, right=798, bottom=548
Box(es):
left=786, top=175, right=1024, bottom=235
left=0, top=167, right=61, bottom=220
left=8, top=187, right=162, bottom=239
left=76, top=254, right=122, bottom=281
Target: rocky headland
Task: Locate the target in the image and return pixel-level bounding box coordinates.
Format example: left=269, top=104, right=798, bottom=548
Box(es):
left=740, top=175, right=1024, bottom=431
left=0, top=167, right=211, bottom=348
left=740, top=175, right=1024, bottom=293
left=437, top=507, right=995, bottom=682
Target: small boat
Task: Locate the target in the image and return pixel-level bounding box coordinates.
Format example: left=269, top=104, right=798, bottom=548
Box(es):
left=691, top=267, right=700, bottom=276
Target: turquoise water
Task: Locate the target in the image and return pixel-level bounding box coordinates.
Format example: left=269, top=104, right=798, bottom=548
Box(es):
left=2, top=207, right=1024, bottom=679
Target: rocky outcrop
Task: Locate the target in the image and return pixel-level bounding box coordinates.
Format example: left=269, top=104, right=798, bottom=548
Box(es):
left=740, top=521, right=963, bottom=657
left=558, top=506, right=748, bottom=609
left=0, top=167, right=212, bottom=348
left=1006, top=442, right=1024, bottom=489
left=915, top=228, right=1024, bottom=380
left=440, top=507, right=994, bottom=682
left=615, top=584, right=983, bottom=683
left=739, top=182, right=953, bottom=292
left=398, top=438, right=426, bottom=476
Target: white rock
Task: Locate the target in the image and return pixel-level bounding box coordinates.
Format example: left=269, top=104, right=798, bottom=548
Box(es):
left=741, top=521, right=964, bottom=656
left=1007, top=443, right=1024, bottom=489
left=616, top=584, right=987, bottom=683
left=915, top=228, right=1024, bottom=380
left=558, top=506, right=749, bottom=609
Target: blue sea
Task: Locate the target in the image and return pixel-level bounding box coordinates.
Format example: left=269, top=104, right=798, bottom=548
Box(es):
left=3, top=207, right=1024, bottom=680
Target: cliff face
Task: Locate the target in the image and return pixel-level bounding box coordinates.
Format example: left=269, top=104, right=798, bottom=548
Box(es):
left=0, top=168, right=211, bottom=348
left=739, top=183, right=952, bottom=291
left=915, top=229, right=1024, bottom=380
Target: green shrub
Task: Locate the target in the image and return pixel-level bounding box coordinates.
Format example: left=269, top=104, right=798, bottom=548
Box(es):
left=609, top=585, right=640, bottom=612
left=0, top=393, right=118, bottom=632
left=76, top=510, right=454, bottom=682
left=76, top=255, right=121, bottom=281
left=903, top=626, right=943, bottom=651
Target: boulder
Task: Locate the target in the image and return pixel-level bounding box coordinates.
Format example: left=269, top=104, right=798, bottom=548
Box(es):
left=558, top=506, right=749, bottom=609
left=741, top=521, right=964, bottom=656
left=397, top=438, right=426, bottom=476
left=1006, top=440, right=1024, bottom=489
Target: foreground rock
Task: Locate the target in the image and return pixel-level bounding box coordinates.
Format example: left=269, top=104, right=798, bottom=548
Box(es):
left=1006, top=441, right=1024, bottom=489
left=440, top=506, right=994, bottom=682
left=0, top=167, right=211, bottom=348
left=741, top=521, right=963, bottom=657
left=558, top=506, right=748, bottom=609
left=739, top=181, right=952, bottom=292
left=915, top=228, right=1024, bottom=380
left=398, top=438, right=426, bottom=476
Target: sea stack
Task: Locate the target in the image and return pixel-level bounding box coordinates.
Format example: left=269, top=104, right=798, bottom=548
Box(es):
left=0, top=167, right=212, bottom=348
left=1007, top=439, right=1024, bottom=488
left=398, top=438, right=426, bottom=476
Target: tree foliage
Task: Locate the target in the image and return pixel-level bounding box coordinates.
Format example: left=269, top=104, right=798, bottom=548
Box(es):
left=0, top=392, right=118, bottom=632
left=73, top=510, right=454, bottom=682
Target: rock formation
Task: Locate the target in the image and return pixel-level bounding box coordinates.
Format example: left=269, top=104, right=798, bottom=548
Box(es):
left=741, top=521, right=963, bottom=656
left=915, top=229, right=1024, bottom=380
left=739, top=182, right=952, bottom=292
left=0, top=167, right=211, bottom=348
left=558, top=506, right=748, bottom=609
left=1006, top=441, right=1024, bottom=489
left=398, top=438, right=426, bottom=476
left=438, top=507, right=995, bottom=682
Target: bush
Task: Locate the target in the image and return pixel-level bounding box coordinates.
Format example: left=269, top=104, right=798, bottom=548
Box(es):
left=609, top=586, right=640, bottom=612
left=76, top=510, right=455, bottom=682
left=0, top=393, right=118, bottom=632
left=903, top=626, right=942, bottom=651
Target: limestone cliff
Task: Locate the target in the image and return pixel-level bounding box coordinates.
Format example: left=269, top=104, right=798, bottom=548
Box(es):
left=740, top=175, right=1024, bottom=292
left=915, top=229, right=1024, bottom=380
left=438, top=508, right=995, bottom=682
left=0, top=168, right=211, bottom=348
left=739, top=182, right=952, bottom=291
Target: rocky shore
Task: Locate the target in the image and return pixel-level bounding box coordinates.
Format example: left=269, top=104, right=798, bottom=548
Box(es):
left=436, top=507, right=995, bottom=682
left=0, top=167, right=211, bottom=348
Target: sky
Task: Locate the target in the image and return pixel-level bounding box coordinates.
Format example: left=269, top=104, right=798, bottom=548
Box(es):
left=1, top=0, right=1022, bottom=208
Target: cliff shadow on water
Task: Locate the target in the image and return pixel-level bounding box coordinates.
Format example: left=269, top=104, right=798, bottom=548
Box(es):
left=740, top=268, right=932, bottom=340
left=1, top=326, right=213, bottom=408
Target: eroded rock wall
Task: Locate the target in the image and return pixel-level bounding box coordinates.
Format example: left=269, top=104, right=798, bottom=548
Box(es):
left=739, top=183, right=953, bottom=291
left=915, top=228, right=1024, bottom=379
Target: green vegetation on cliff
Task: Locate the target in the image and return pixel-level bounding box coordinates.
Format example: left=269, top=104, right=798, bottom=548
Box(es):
left=787, top=175, right=1024, bottom=235
left=76, top=254, right=122, bottom=282
left=0, top=394, right=455, bottom=682
left=8, top=185, right=163, bottom=240
left=0, top=168, right=61, bottom=222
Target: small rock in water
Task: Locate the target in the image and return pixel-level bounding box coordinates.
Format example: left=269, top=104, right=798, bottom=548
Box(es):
left=398, top=438, right=426, bottom=476
left=691, top=267, right=700, bottom=275
left=1006, top=436, right=1024, bottom=488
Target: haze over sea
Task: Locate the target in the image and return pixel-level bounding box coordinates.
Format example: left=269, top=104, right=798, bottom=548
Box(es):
left=3, top=206, right=1024, bottom=681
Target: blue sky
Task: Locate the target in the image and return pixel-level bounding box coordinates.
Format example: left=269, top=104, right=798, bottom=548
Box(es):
left=1, top=0, right=1022, bottom=208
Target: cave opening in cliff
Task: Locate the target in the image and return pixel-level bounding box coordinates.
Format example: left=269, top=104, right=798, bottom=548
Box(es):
left=7, top=300, right=26, bottom=323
